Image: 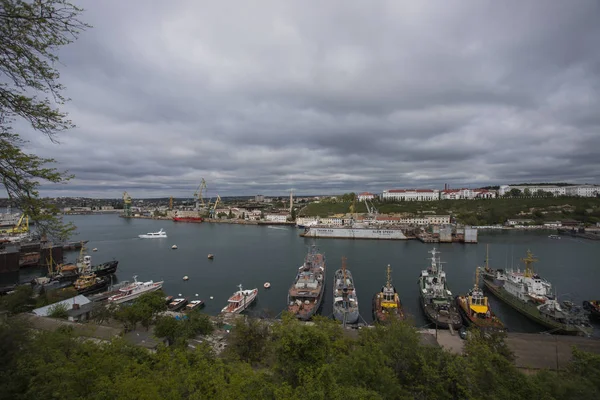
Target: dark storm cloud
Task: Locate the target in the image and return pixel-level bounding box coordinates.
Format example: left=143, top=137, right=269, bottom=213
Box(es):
left=14, top=0, right=600, bottom=198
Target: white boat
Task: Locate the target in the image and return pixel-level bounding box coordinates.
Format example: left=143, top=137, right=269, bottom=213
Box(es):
left=221, top=284, right=258, bottom=314
left=107, top=276, right=164, bottom=303
left=138, top=228, right=167, bottom=239
left=548, top=235, right=561, bottom=239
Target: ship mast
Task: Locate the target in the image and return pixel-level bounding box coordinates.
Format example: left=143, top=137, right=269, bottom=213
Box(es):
left=342, top=256, right=347, bottom=282
left=485, top=244, right=490, bottom=269
left=521, top=250, right=538, bottom=278
left=386, top=264, right=392, bottom=288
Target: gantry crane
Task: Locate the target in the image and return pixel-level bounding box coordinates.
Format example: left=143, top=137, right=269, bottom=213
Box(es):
left=194, top=178, right=207, bottom=210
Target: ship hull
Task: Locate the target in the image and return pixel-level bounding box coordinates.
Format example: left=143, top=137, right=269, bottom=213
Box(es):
left=301, top=227, right=408, bottom=240
left=90, top=260, right=118, bottom=277
left=287, top=280, right=325, bottom=321
left=333, top=269, right=360, bottom=325
left=173, top=217, right=203, bottom=223
left=419, top=295, right=463, bottom=330
left=372, top=293, right=405, bottom=324
left=484, top=280, right=591, bottom=336
left=455, top=296, right=505, bottom=331
left=76, top=276, right=110, bottom=295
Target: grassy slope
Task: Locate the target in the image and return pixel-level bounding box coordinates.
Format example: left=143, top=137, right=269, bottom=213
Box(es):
left=299, top=197, right=600, bottom=225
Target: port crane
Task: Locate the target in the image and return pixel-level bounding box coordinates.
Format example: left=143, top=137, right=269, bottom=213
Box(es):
left=123, top=192, right=132, bottom=217
left=209, top=195, right=221, bottom=218
left=194, top=178, right=208, bottom=210
left=11, top=214, right=29, bottom=234
left=364, top=199, right=378, bottom=216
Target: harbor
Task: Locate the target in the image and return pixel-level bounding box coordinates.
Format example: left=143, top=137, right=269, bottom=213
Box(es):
left=4, top=214, right=600, bottom=337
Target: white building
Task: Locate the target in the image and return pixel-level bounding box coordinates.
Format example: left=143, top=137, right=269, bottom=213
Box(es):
left=426, top=215, right=451, bottom=224
left=265, top=214, right=288, bottom=223
left=357, top=192, right=376, bottom=201
left=440, top=189, right=496, bottom=200
left=320, top=217, right=343, bottom=226
left=255, top=195, right=265, bottom=202
left=296, top=217, right=319, bottom=226
left=498, top=185, right=566, bottom=196
left=382, top=189, right=439, bottom=201
left=565, top=185, right=600, bottom=197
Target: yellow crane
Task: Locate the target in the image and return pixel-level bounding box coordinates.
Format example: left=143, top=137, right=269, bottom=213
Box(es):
left=194, top=178, right=207, bottom=210
left=11, top=214, right=29, bottom=234
left=209, top=195, right=221, bottom=218
left=123, top=191, right=132, bottom=217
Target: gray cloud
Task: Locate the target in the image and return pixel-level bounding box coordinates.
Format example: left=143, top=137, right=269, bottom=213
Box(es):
left=11, top=0, right=600, bottom=198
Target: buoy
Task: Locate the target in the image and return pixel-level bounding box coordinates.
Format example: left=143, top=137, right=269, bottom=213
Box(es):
left=172, top=245, right=178, bottom=250
left=183, top=276, right=189, bottom=281
left=263, top=282, right=271, bottom=289
left=207, top=254, right=214, bottom=260
left=178, top=293, right=182, bottom=297
left=195, top=293, right=199, bottom=297
left=92, top=248, right=98, bottom=252
left=210, top=296, right=214, bottom=300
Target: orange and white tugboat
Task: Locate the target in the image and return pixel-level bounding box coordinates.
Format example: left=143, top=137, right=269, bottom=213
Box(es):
left=373, top=264, right=404, bottom=324
left=221, top=284, right=258, bottom=314
left=456, top=267, right=504, bottom=331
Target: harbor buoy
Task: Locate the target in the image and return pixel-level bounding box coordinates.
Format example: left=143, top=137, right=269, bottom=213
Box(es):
left=178, top=293, right=182, bottom=297
left=183, top=276, right=189, bottom=281
left=263, top=282, right=271, bottom=289
left=210, top=296, right=214, bottom=300
left=195, top=293, right=199, bottom=297
left=207, top=254, right=214, bottom=260
left=172, top=245, right=178, bottom=250
left=92, top=248, right=98, bottom=252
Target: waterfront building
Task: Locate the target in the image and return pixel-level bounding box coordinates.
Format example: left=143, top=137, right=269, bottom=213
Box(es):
left=357, top=192, right=376, bottom=201
left=506, top=219, right=535, bottom=226
left=320, top=217, right=343, bottom=226
left=255, top=194, right=265, bottom=203
left=382, top=189, right=439, bottom=201
left=265, top=214, right=288, bottom=223
left=498, top=185, right=566, bottom=196
left=296, top=217, right=320, bottom=226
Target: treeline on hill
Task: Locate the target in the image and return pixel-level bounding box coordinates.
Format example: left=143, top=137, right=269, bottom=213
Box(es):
left=300, top=196, right=600, bottom=225
left=0, top=315, right=599, bottom=399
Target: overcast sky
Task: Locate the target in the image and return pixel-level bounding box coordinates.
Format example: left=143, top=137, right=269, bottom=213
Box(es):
left=17, top=0, right=600, bottom=198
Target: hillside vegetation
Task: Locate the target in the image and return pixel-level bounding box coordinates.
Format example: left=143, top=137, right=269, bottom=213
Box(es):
left=1, top=315, right=599, bottom=399
left=300, top=197, right=600, bottom=225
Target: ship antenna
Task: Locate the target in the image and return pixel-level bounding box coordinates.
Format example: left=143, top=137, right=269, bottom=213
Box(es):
left=521, top=250, right=538, bottom=278
left=342, top=256, right=347, bottom=282
left=485, top=244, right=490, bottom=269
left=386, top=264, right=392, bottom=288
left=474, top=266, right=479, bottom=289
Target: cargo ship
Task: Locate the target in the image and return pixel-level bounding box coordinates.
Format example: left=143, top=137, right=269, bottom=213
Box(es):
left=173, top=216, right=203, bottom=223
left=300, top=223, right=408, bottom=240
left=483, top=250, right=593, bottom=336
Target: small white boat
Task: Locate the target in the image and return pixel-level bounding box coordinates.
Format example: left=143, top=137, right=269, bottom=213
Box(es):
left=138, top=228, right=167, bottom=239
left=207, top=254, right=214, bottom=259
left=92, top=248, right=98, bottom=252
left=221, top=284, right=258, bottom=314
left=172, top=245, right=178, bottom=249
left=548, top=234, right=561, bottom=240
left=183, top=276, right=189, bottom=281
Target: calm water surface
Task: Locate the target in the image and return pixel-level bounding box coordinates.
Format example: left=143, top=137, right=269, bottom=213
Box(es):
left=19, top=215, right=600, bottom=334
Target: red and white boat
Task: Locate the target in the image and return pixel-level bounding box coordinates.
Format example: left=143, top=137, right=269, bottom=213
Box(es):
left=108, top=276, right=163, bottom=304
left=221, top=284, right=258, bottom=314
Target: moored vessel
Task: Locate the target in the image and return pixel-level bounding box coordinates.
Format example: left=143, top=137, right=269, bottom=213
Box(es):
left=456, top=266, right=504, bottom=331
left=107, top=276, right=164, bottom=304
left=373, top=264, right=404, bottom=324
left=333, top=257, right=359, bottom=325
left=173, top=216, right=203, bottom=223
left=418, top=248, right=462, bottom=330
left=168, top=297, right=188, bottom=311
left=73, top=273, right=110, bottom=295
left=185, top=300, right=205, bottom=312
left=287, top=245, right=326, bottom=320
left=483, top=250, right=592, bottom=336
left=583, top=300, right=600, bottom=320
left=300, top=223, right=408, bottom=240
left=221, top=284, right=258, bottom=314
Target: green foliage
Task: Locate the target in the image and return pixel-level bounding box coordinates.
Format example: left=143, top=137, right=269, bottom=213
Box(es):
left=0, top=285, right=35, bottom=314
left=0, top=0, right=88, bottom=240
left=1, top=315, right=600, bottom=399
left=47, top=302, right=69, bottom=319
left=114, top=290, right=166, bottom=331
left=155, top=311, right=214, bottom=347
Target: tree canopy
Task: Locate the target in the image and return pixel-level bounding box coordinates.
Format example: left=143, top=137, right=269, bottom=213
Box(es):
left=0, top=0, right=89, bottom=239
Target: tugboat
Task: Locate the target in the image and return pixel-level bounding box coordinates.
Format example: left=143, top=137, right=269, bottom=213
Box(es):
left=287, top=245, right=326, bottom=320
left=333, top=257, right=359, bottom=325
left=418, top=248, right=462, bottom=330
left=484, top=250, right=593, bottom=336
left=221, top=284, right=258, bottom=314
left=373, top=264, right=404, bottom=324
left=167, top=297, right=188, bottom=311
left=73, top=273, right=110, bottom=295
left=456, top=267, right=505, bottom=331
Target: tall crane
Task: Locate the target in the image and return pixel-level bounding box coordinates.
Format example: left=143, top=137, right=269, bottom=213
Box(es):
left=169, top=196, right=173, bottom=210
left=194, top=178, right=207, bottom=210
left=209, top=195, right=221, bottom=218
left=123, top=192, right=132, bottom=217
left=364, top=199, right=378, bottom=216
